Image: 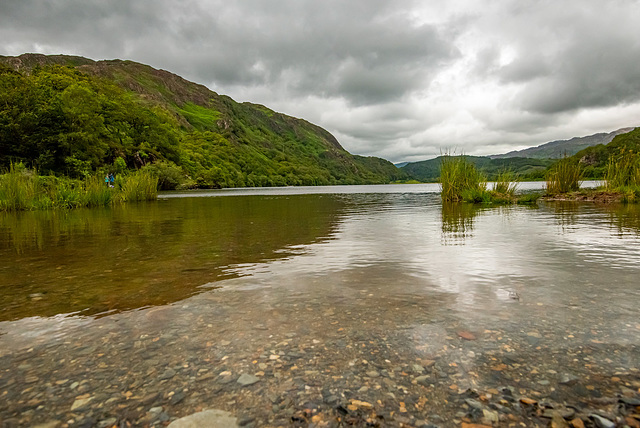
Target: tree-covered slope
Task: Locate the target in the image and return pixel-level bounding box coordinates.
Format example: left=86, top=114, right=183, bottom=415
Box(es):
left=0, top=53, right=405, bottom=188
left=401, top=156, right=554, bottom=182
left=572, top=127, right=640, bottom=178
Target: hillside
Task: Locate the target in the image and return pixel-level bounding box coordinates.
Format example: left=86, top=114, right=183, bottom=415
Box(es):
left=0, top=53, right=405, bottom=188
left=401, top=156, right=554, bottom=182
left=571, top=127, right=640, bottom=178
left=490, top=128, right=634, bottom=159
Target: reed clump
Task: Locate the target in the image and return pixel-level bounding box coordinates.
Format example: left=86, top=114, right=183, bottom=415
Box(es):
left=0, top=164, right=159, bottom=211
left=604, top=149, right=640, bottom=202
left=439, top=156, right=534, bottom=204
left=545, top=158, right=582, bottom=194
left=116, top=170, right=158, bottom=202
left=605, top=149, right=640, bottom=189
left=492, top=170, right=519, bottom=196
left=439, top=155, right=488, bottom=202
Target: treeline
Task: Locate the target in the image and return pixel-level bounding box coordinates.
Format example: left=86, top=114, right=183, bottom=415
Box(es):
left=0, top=60, right=405, bottom=190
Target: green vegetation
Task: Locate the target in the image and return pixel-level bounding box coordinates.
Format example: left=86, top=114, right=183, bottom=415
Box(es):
left=545, top=157, right=582, bottom=194
left=402, top=155, right=553, bottom=182
left=0, top=54, right=405, bottom=203
left=439, top=156, right=538, bottom=205
left=492, top=169, right=519, bottom=196
left=603, top=148, right=640, bottom=202
left=573, top=127, right=640, bottom=179
left=439, top=155, right=487, bottom=202
left=0, top=163, right=157, bottom=211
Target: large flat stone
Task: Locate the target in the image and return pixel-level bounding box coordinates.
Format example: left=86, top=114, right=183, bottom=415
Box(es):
left=167, top=409, right=238, bottom=428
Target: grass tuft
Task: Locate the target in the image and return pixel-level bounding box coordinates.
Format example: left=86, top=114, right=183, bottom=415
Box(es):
left=439, top=154, right=487, bottom=202
left=545, top=157, right=582, bottom=194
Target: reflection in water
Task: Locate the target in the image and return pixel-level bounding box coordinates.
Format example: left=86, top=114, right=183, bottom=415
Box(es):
left=0, top=195, right=344, bottom=321
left=606, top=203, right=640, bottom=236
left=440, top=202, right=480, bottom=244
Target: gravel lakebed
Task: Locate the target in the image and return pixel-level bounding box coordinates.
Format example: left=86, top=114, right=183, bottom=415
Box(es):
left=1, top=278, right=639, bottom=428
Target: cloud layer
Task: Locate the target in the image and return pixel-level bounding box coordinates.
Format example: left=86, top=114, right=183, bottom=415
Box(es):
left=2, top=0, right=639, bottom=161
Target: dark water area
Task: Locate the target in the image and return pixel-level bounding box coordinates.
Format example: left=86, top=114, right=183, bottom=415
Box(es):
left=1, top=184, right=639, bottom=427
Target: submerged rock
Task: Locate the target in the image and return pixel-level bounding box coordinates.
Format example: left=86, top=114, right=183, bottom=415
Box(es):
left=167, top=409, right=238, bottom=428
left=237, top=373, right=260, bottom=386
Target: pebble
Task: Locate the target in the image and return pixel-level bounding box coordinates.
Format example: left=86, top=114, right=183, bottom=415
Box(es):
left=70, top=397, right=92, bottom=411
left=159, top=368, right=177, bottom=380
left=590, top=414, right=615, bottom=428
left=560, top=373, right=579, bottom=386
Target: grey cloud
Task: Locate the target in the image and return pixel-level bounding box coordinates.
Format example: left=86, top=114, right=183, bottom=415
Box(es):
left=473, top=0, right=640, bottom=115
left=2, top=0, right=640, bottom=161
left=1, top=0, right=457, bottom=106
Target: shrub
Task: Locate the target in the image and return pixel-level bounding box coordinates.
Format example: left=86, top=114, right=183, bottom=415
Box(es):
left=142, top=161, right=185, bottom=190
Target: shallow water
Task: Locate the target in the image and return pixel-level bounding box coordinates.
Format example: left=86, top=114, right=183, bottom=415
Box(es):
left=1, top=184, right=639, bottom=427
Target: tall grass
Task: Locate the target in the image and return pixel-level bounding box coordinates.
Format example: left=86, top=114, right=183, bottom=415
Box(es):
left=439, top=155, right=487, bottom=202
left=0, top=164, right=159, bottom=211
left=545, top=158, right=582, bottom=194
left=604, top=149, right=640, bottom=202
left=605, top=149, right=640, bottom=189
left=492, top=169, right=519, bottom=196
left=117, top=170, right=159, bottom=202
left=0, top=164, right=48, bottom=211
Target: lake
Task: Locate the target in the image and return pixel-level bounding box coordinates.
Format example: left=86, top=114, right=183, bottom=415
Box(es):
left=1, top=184, right=639, bottom=427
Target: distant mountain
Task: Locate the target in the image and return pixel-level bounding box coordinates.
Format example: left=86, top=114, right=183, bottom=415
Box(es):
left=0, top=53, right=405, bottom=188
left=401, top=156, right=554, bottom=182
left=490, top=128, right=635, bottom=159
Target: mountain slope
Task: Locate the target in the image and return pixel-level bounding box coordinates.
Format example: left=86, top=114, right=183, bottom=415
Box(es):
left=0, top=53, right=405, bottom=187
left=571, top=127, right=640, bottom=178
left=490, top=128, right=635, bottom=159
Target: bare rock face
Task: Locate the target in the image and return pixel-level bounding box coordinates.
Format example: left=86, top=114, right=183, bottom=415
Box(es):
left=167, top=409, right=238, bottom=428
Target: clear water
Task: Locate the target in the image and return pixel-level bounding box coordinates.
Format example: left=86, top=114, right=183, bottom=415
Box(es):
left=1, top=184, right=638, bottom=426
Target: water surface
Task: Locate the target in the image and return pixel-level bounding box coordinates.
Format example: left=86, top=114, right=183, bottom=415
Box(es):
left=1, top=185, right=638, bottom=427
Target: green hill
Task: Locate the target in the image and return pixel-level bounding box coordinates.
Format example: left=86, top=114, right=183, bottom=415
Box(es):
left=0, top=53, right=405, bottom=188
left=401, top=156, right=554, bottom=182
left=572, top=127, right=640, bottom=178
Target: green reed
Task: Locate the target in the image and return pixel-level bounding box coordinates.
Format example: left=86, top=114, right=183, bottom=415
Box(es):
left=545, top=158, right=582, bottom=194
left=605, top=148, right=640, bottom=190
left=492, top=169, right=519, bottom=196
left=439, top=155, right=487, bottom=202
left=0, top=165, right=158, bottom=211
left=116, top=170, right=159, bottom=203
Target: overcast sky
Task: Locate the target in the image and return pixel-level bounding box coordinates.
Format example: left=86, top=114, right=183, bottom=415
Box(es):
left=2, top=0, right=639, bottom=162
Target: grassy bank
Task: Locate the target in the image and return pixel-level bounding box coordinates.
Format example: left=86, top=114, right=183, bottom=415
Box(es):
left=0, top=164, right=158, bottom=211
left=439, top=155, right=538, bottom=204
left=543, top=150, right=640, bottom=203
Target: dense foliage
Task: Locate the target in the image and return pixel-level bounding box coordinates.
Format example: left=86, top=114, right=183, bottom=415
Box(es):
left=573, top=127, right=640, bottom=179
left=0, top=55, right=405, bottom=189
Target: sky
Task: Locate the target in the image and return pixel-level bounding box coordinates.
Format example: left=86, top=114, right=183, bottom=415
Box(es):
left=1, top=0, right=640, bottom=163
